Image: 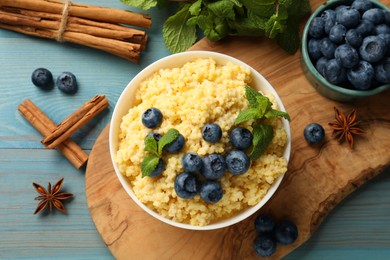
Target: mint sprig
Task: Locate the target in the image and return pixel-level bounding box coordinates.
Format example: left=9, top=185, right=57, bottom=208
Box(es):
left=121, top=0, right=310, bottom=54
left=141, top=128, right=180, bottom=177
left=249, top=124, right=273, bottom=161
left=235, top=85, right=290, bottom=160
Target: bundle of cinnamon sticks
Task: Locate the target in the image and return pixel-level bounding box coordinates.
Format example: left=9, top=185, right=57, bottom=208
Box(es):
left=0, top=0, right=151, bottom=63
left=18, top=95, right=109, bottom=169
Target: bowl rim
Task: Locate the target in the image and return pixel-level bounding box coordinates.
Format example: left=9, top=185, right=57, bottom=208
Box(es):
left=301, top=0, right=390, bottom=97
left=109, top=50, right=291, bottom=230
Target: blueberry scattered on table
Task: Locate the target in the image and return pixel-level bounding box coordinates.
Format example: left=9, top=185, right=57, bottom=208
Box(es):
left=225, top=150, right=250, bottom=175
left=202, top=123, right=222, bottom=143
left=255, top=215, right=275, bottom=233
left=174, top=172, right=199, bottom=199
left=147, top=132, right=162, bottom=142
left=56, top=72, right=78, bottom=94
left=274, top=220, right=299, bottom=245
left=201, top=153, right=226, bottom=180
left=142, top=108, right=163, bottom=128
left=31, top=68, right=53, bottom=90
left=199, top=181, right=223, bottom=203
left=164, top=133, right=185, bottom=153
left=229, top=127, right=253, bottom=150
left=182, top=152, right=203, bottom=173
left=304, top=123, right=325, bottom=145
left=253, top=234, right=277, bottom=257
left=149, top=159, right=164, bottom=178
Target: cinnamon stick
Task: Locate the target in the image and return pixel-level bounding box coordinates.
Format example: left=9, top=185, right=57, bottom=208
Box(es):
left=18, top=100, right=88, bottom=169
left=42, top=95, right=109, bottom=149
left=0, top=0, right=152, bottom=29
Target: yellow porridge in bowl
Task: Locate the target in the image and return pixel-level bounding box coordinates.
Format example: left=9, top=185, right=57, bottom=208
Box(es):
left=114, top=57, right=288, bottom=226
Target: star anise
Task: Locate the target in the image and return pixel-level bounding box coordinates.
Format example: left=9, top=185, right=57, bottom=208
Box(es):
left=328, top=106, right=366, bottom=148
left=33, top=178, right=73, bottom=214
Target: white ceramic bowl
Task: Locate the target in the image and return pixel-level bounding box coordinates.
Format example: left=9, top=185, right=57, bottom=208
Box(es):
left=109, top=51, right=291, bottom=230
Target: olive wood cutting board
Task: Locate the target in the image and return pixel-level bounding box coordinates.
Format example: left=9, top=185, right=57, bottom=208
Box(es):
left=86, top=2, right=390, bottom=259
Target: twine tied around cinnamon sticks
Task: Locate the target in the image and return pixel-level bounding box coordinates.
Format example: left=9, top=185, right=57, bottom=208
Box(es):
left=0, top=0, right=151, bottom=63
left=18, top=95, right=109, bottom=169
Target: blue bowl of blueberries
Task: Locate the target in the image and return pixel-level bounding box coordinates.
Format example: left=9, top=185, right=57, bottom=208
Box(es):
left=302, top=0, right=390, bottom=102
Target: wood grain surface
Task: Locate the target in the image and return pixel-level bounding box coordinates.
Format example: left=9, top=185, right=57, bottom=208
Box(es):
left=85, top=1, right=390, bottom=258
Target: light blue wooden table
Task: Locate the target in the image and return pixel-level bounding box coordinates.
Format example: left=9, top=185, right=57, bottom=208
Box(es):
left=1, top=1, right=389, bottom=259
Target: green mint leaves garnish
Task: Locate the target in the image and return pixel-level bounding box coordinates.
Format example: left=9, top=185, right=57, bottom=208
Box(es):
left=141, top=154, right=160, bottom=178
left=157, top=128, right=179, bottom=155
left=141, top=128, right=180, bottom=177
left=234, top=86, right=290, bottom=125
left=235, top=86, right=290, bottom=160
left=249, top=124, right=273, bottom=161
left=121, top=0, right=310, bottom=54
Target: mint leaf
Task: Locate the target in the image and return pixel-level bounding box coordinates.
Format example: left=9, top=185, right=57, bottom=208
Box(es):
left=158, top=128, right=180, bottom=155
left=245, top=85, right=261, bottom=108
left=141, top=154, right=160, bottom=178
left=234, top=108, right=262, bottom=125
left=207, top=0, right=236, bottom=20
left=249, top=124, right=274, bottom=160
left=240, top=0, right=275, bottom=17
left=265, top=109, right=291, bottom=121
left=230, top=0, right=243, bottom=7
left=189, top=0, right=202, bottom=16
left=255, top=95, right=273, bottom=116
left=276, top=22, right=300, bottom=54
left=120, top=0, right=158, bottom=10
left=144, top=136, right=158, bottom=155
left=163, top=4, right=197, bottom=53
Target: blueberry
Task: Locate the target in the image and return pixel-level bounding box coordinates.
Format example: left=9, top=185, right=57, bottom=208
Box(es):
left=149, top=159, right=164, bottom=178
left=309, top=17, right=325, bottom=39
left=201, top=154, right=225, bottom=180
left=304, top=123, right=325, bottom=145
left=174, top=172, right=199, bottom=199
left=147, top=132, right=162, bottom=142
left=347, top=60, right=375, bottom=90
left=202, top=123, right=222, bottom=143
left=359, top=36, right=386, bottom=63
left=384, top=10, right=390, bottom=25
left=336, top=7, right=360, bottom=29
left=199, top=181, right=223, bottom=203
left=274, top=220, right=298, bottom=245
left=182, top=152, right=203, bottom=173
left=363, top=8, right=385, bottom=24
left=253, top=234, right=277, bottom=257
left=335, top=44, right=359, bottom=69
left=255, top=215, right=275, bottom=233
left=225, top=150, right=250, bottom=175
left=329, top=24, right=347, bottom=44
left=324, top=59, right=347, bottom=84
left=375, top=24, right=390, bottom=35
left=356, top=19, right=376, bottom=37
left=164, top=134, right=185, bottom=153
left=335, top=5, right=348, bottom=13
left=320, top=38, right=337, bottom=59
left=229, top=127, right=253, bottom=150
left=142, top=108, right=163, bottom=128
left=56, top=72, right=78, bottom=94
left=316, top=57, right=329, bottom=77
left=31, top=68, right=53, bottom=90
left=351, top=0, right=373, bottom=14
left=308, top=38, right=323, bottom=61
left=378, top=34, right=390, bottom=54
left=375, top=57, right=390, bottom=83
left=321, top=9, right=337, bottom=34
left=345, top=29, right=363, bottom=48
